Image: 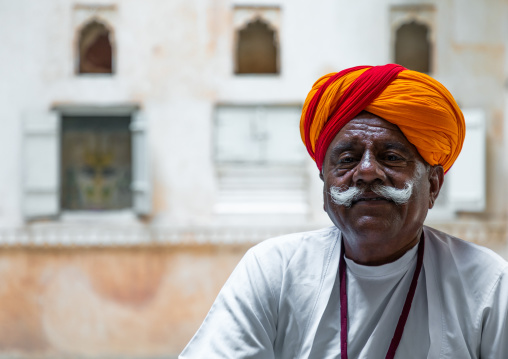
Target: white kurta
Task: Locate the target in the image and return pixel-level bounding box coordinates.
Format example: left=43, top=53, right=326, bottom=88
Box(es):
left=180, top=226, right=508, bottom=359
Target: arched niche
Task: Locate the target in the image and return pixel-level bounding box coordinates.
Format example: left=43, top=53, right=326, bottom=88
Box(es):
left=235, top=18, right=278, bottom=74
left=78, top=20, right=114, bottom=74
left=395, top=21, right=431, bottom=73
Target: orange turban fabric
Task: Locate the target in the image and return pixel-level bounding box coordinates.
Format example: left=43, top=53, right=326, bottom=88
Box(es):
left=300, top=64, right=465, bottom=173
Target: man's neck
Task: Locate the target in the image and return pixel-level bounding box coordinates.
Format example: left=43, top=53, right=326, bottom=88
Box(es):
left=342, top=229, right=422, bottom=266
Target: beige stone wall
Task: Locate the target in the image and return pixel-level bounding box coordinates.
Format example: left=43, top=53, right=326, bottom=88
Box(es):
left=0, top=245, right=251, bottom=358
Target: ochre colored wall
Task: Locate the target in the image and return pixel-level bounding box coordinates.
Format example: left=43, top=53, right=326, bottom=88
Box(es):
left=0, top=245, right=251, bottom=358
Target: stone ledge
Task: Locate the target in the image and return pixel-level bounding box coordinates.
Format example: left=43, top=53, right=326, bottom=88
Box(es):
left=0, top=225, right=320, bottom=247
left=428, top=221, right=507, bottom=245
left=0, top=222, right=505, bottom=248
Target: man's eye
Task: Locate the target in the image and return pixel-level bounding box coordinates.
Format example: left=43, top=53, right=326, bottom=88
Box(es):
left=386, top=154, right=403, bottom=161
left=339, top=157, right=355, bottom=164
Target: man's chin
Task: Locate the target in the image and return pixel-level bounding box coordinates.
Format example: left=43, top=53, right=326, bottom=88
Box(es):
left=343, top=222, right=399, bottom=245
left=336, top=211, right=400, bottom=236
left=346, top=200, right=399, bottom=217
left=350, top=198, right=394, bottom=207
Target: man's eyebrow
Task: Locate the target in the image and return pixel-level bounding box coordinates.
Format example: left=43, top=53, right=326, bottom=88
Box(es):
left=383, top=142, right=412, bottom=154
left=330, top=143, right=355, bottom=156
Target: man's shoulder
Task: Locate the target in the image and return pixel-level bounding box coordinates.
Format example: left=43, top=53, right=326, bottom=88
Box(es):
left=424, top=225, right=507, bottom=268
left=424, top=225, right=508, bottom=289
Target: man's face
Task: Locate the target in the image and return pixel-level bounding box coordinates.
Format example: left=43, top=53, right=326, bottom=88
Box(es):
left=321, top=112, right=443, bottom=247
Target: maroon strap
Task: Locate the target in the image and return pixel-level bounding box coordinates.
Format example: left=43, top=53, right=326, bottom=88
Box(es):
left=339, top=240, right=349, bottom=358
left=339, top=235, right=425, bottom=359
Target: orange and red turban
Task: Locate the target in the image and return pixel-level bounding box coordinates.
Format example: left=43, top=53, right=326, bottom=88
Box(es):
left=300, top=64, right=465, bottom=173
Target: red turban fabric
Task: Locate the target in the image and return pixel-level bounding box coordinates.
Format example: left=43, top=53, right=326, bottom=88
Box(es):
left=300, top=64, right=465, bottom=173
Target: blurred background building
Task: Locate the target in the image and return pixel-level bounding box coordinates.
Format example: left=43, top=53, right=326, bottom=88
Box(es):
left=0, top=0, right=507, bottom=357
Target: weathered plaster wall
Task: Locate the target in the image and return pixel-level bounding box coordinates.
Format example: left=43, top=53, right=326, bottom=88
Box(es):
left=0, top=245, right=250, bottom=358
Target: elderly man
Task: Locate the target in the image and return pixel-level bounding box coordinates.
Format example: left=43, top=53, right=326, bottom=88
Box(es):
left=180, top=64, right=508, bottom=358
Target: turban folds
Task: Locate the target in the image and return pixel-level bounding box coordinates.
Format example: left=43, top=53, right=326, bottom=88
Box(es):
left=300, top=64, right=465, bottom=173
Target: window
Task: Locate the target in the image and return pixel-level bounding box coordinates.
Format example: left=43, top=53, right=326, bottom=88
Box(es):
left=78, top=21, right=113, bottom=74
left=395, top=21, right=431, bottom=73
left=215, top=106, right=304, bottom=164
left=22, top=106, right=150, bottom=219
left=233, top=6, right=281, bottom=75
left=61, top=116, right=132, bottom=210
left=236, top=19, right=278, bottom=74
left=214, top=105, right=307, bottom=214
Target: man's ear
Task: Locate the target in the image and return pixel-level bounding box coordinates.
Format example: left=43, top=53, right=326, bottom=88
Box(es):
left=428, top=165, right=444, bottom=209
left=319, top=170, right=324, bottom=182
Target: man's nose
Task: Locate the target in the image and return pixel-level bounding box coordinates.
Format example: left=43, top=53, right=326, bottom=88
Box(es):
left=352, top=151, right=387, bottom=184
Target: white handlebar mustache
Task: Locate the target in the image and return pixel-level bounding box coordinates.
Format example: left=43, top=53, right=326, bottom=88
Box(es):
left=329, top=180, right=414, bottom=207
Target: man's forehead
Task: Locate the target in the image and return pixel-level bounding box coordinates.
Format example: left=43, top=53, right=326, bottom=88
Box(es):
left=339, top=112, right=404, bottom=135
left=330, top=140, right=412, bottom=153
left=331, top=113, right=410, bottom=148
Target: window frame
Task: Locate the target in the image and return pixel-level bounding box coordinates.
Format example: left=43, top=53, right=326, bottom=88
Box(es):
left=213, top=104, right=309, bottom=216
left=76, top=20, right=115, bottom=75
left=232, top=6, right=281, bottom=76
left=23, top=104, right=151, bottom=223
left=73, top=5, right=118, bottom=77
